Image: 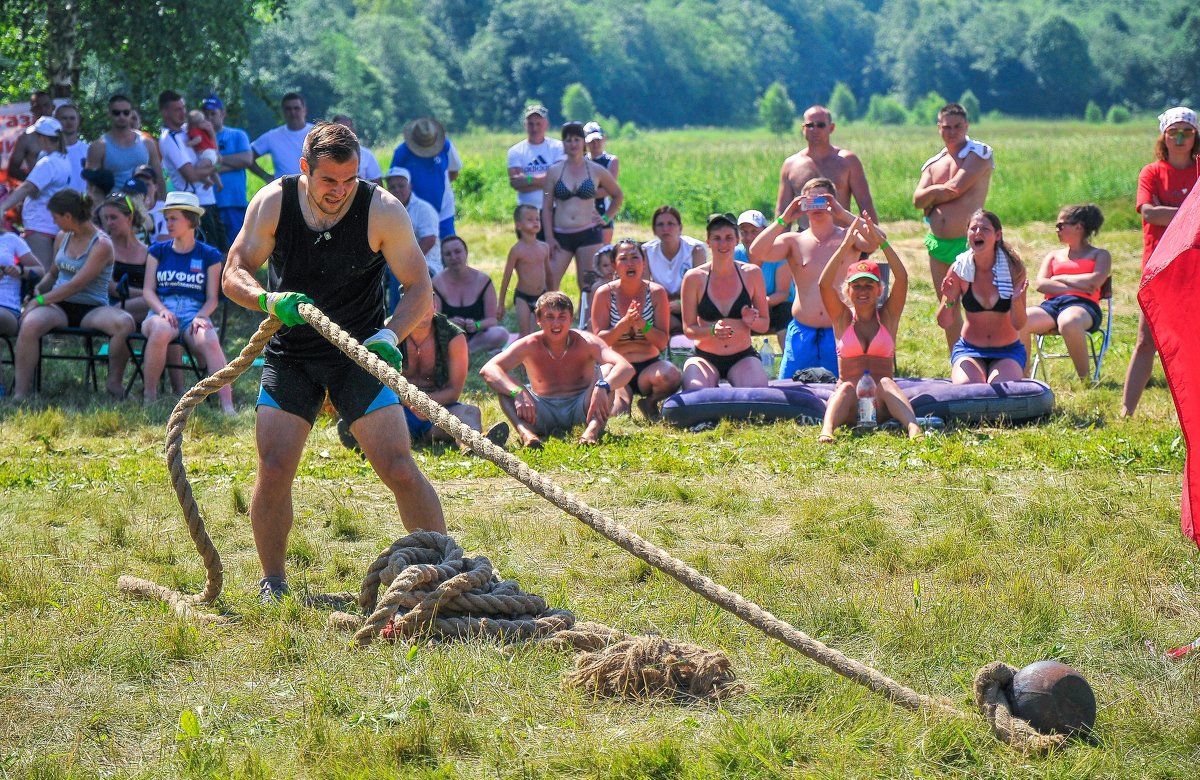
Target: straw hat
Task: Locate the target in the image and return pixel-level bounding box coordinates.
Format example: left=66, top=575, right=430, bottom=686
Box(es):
left=161, top=191, right=205, bottom=215
left=403, top=117, right=446, bottom=158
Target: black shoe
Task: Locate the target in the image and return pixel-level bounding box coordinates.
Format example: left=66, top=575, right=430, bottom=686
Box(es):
left=336, top=418, right=360, bottom=453
left=258, top=576, right=289, bottom=604
left=484, top=421, right=510, bottom=449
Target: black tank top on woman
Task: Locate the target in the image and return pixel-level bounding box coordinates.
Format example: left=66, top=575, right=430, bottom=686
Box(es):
left=267, top=175, right=385, bottom=360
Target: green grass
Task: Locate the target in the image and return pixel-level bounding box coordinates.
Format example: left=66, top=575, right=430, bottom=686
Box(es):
left=2, top=122, right=1198, bottom=777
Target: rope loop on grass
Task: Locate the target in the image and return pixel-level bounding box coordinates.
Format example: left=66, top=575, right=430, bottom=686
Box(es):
left=973, top=662, right=1068, bottom=754
left=120, top=304, right=1073, bottom=740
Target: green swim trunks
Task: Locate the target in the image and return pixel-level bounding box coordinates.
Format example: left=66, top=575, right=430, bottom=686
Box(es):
left=924, top=232, right=968, bottom=264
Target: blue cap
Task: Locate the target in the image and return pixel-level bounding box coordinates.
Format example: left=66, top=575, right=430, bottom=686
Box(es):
left=201, top=95, right=224, bottom=110
left=120, top=178, right=148, bottom=195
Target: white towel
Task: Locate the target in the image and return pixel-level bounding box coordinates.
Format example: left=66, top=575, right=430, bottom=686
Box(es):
left=950, top=247, right=1014, bottom=300
left=921, top=136, right=996, bottom=171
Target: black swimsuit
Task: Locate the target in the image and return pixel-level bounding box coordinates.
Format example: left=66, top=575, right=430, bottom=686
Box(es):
left=436, top=277, right=492, bottom=321
left=697, top=266, right=753, bottom=321
left=961, top=283, right=1011, bottom=313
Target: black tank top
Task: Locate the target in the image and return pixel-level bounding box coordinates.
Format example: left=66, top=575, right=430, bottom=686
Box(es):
left=267, top=175, right=385, bottom=360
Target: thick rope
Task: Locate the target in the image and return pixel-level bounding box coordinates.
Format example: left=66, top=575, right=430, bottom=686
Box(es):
left=118, top=305, right=1069, bottom=743
left=973, top=662, right=1068, bottom=753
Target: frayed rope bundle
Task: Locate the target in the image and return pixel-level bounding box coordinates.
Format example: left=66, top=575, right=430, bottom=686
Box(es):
left=325, top=530, right=741, bottom=702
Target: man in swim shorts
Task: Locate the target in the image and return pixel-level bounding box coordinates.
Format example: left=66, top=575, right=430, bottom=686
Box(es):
left=913, top=103, right=994, bottom=352
left=222, top=121, right=446, bottom=602
left=481, top=291, right=633, bottom=448
left=749, top=179, right=871, bottom=379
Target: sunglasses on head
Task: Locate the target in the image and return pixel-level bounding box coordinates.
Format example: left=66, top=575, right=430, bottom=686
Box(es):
left=803, top=121, right=828, bottom=129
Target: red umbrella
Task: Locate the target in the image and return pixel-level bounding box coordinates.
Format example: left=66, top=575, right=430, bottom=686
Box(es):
left=1140, top=178, right=1200, bottom=549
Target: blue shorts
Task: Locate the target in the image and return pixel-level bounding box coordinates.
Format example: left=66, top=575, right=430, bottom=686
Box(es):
left=403, top=402, right=460, bottom=441
left=951, top=338, right=1027, bottom=370
left=147, top=295, right=204, bottom=339
left=1039, top=296, right=1102, bottom=332
left=779, top=319, right=837, bottom=380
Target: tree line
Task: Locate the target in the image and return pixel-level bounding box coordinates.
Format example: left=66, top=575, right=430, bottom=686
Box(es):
left=2, top=0, right=1197, bottom=139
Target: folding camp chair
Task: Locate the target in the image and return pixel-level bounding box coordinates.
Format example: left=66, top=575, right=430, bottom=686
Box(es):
left=1030, top=278, right=1113, bottom=384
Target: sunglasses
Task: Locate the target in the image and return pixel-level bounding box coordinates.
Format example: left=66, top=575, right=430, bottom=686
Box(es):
left=803, top=122, right=829, bottom=129
left=1054, top=222, right=1077, bottom=230
left=1171, top=128, right=1197, bottom=136
left=110, top=109, right=132, bottom=117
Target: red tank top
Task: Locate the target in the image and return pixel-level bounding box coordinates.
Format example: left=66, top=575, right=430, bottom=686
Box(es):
left=1137, top=160, right=1199, bottom=264
left=1045, top=251, right=1101, bottom=303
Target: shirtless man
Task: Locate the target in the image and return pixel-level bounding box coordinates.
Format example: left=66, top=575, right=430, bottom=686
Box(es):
left=913, top=103, right=994, bottom=350
left=775, top=105, right=877, bottom=230
left=6, top=91, right=55, bottom=181
left=751, top=178, right=870, bottom=379
left=481, top=291, right=633, bottom=448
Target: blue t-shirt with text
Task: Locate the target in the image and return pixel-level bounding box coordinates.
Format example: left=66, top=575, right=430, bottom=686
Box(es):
left=150, top=240, right=223, bottom=301
left=215, top=126, right=251, bottom=208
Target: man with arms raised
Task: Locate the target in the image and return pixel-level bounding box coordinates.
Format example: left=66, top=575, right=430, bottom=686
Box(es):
left=481, top=291, right=632, bottom=448
left=223, top=122, right=446, bottom=602
left=913, top=103, right=994, bottom=351
left=751, top=178, right=871, bottom=379
left=776, top=105, right=877, bottom=230
left=86, top=94, right=167, bottom=199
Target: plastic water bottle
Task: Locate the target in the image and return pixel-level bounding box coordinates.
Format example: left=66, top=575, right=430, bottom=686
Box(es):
left=856, top=370, right=877, bottom=428
left=760, top=338, right=775, bottom=376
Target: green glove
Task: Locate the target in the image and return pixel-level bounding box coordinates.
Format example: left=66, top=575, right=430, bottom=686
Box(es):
left=259, top=292, right=313, bottom=327
left=364, top=328, right=404, bottom=372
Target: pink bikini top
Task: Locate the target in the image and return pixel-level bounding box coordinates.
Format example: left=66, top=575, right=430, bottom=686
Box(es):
left=837, top=313, right=896, bottom=360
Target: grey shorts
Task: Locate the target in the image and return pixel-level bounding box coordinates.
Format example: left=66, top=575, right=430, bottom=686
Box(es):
left=528, top=386, right=591, bottom=436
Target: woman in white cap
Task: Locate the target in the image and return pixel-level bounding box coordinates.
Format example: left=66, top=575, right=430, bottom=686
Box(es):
left=140, top=191, right=234, bottom=413
left=0, top=117, right=73, bottom=268
left=584, top=121, right=619, bottom=244
left=13, top=189, right=135, bottom=400
left=1122, top=106, right=1200, bottom=416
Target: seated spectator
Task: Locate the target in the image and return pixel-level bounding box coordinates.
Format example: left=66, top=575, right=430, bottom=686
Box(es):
left=590, top=238, right=681, bottom=419
left=0, top=117, right=72, bottom=269
left=139, top=192, right=233, bottom=412
left=13, top=189, right=134, bottom=400
left=99, top=193, right=150, bottom=324
left=481, top=291, right=633, bottom=448
left=939, top=209, right=1029, bottom=384
left=642, top=205, right=706, bottom=333
left=680, top=213, right=771, bottom=390
left=432, top=236, right=509, bottom=354
left=498, top=204, right=551, bottom=337
left=1021, top=204, right=1111, bottom=381
left=0, top=228, right=43, bottom=367
left=734, top=210, right=767, bottom=263
left=817, top=216, right=922, bottom=441
left=577, top=243, right=615, bottom=328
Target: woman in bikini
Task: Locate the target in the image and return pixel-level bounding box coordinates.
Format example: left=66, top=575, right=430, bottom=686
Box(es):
left=1021, top=204, right=1111, bottom=381
left=541, top=121, right=623, bottom=294
left=680, top=213, right=770, bottom=390
left=938, top=209, right=1029, bottom=384
left=590, top=238, right=681, bottom=419
left=817, top=216, right=922, bottom=441
left=13, top=189, right=135, bottom=400
left=431, top=235, right=509, bottom=354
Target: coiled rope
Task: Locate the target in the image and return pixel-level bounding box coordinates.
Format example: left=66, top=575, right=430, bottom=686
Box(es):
left=117, top=304, right=1069, bottom=750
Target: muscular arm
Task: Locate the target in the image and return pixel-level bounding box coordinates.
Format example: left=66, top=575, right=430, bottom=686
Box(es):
left=846, top=156, right=878, bottom=223
left=5, top=135, right=35, bottom=180
left=595, top=342, right=634, bottom=390
left=480, top=337, right=535, bottom=395
left=775, top=161, right=796, bottom=220
left=915, top=155, right=991, bottom=209
left=222, top=181, right=283, bottom=309
left=374, top=190, right=434, bottom=341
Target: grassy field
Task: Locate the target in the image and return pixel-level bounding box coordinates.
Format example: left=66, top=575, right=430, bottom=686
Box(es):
left=2, top=122, right=1198, bottom=778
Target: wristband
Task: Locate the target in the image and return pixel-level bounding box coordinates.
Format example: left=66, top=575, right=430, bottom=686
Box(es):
left=943, top=299, right=958, bottom=308
left=474, top=320, right=481, bottom=331
left=258, top=292, right=268, bottom=312
left=880, top=240, right=890, bottom=250
left=510, top=388, right=521, bottom=398
left=525, top=175, right=533, bottom=185
left=641, top=321, right=653, bottom=334
left=36, top=294, right=45, bottom=306
left=710, top=323, right=717, bottom=336
left=776, top=216, right=786, bottom=226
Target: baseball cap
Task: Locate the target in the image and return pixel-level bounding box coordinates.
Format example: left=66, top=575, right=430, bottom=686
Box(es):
left=846, top=259, right=881, bottom=283
left=385, top=166, right=411, bottom=180
left=201, top=95, right=224, bottom=110
left=1159, top=106, right=1198, bottom=133
left=25, top=116, right=62, bottom=137
left=706, top=212, right=738, bottom=232
left=132, top=164, right=156, bottom=181
left=81, top=168, right=116, bottom=193
left=584, top=121, right=604, bottom=142
left=119, top=177, right=148, bottom=196
left=737, top=210, right=768, bottom=229
left=524, top=104, right=549, bottom=119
